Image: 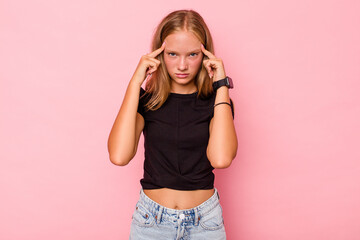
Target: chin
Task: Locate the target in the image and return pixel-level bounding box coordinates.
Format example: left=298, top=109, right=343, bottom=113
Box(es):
left=173, top=78, right=193, bottom=86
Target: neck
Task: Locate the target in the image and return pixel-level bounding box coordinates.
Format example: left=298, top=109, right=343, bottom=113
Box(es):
left=170, top=83, right=197, bottom=94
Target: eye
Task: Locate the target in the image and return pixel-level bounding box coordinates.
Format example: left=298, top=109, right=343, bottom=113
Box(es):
left=190, top=53, right=198, bottom=57
left=168, top=52, right=176, bottom=57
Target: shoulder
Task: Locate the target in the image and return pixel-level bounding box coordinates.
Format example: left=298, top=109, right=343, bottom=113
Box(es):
left=139, top=87, right=147, bottom=97
left=138, top=87, right=152, bottom=117
left=139, top=87, right=152, bottom=101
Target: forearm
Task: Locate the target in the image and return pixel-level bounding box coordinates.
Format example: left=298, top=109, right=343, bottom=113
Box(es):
left=207, top=87, right=238, bottom=168
left=107, top=76, right=142, bottom=165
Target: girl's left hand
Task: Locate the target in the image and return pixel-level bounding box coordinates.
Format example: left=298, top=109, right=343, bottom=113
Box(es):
left=201, top=43, right=226, bottom=82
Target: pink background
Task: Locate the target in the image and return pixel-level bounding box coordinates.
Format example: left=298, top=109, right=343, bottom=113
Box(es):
left=1, top=0, right=360, bottom=239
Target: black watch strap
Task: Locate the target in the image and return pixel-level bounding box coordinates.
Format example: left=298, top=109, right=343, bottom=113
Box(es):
left=212, top=76, right=233, bottom=91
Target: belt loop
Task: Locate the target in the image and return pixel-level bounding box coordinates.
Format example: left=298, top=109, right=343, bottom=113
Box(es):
left=156, top=206, right=163, bottom=224
left=216, top=188, right=220, bottom=200
left=194, top=208, right=199, bottom=226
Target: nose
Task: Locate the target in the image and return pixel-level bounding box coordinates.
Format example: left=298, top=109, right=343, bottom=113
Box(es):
left=177, top=57, right=188, bottom=71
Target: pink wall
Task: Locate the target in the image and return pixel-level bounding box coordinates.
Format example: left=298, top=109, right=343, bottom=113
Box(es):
left=1, top=0, right=360, bottom=239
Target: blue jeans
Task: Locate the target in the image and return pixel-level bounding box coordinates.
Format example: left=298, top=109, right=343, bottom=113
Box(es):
left=129, top=188, right=226, bottom=240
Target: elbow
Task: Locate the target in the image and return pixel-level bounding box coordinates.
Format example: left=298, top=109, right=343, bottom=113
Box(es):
left=109, top=154, right=131, bottom=166
left=207, top=135, right=238, bottom=169
left=207, top=149, right=237, bottom=169
left=208, top=154, right=234, bottom=169
left=207, top=145, right=237, bottom=169
left=210, top=158, right=233, bottom=169
left=108, top=142, right=136, bottom=166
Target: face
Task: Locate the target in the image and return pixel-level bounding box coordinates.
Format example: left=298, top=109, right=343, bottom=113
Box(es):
left=163, top=30, right=203, bottom=92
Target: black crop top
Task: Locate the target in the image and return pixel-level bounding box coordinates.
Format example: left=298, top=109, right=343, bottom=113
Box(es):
left=137, top=87, right=234, bottom=190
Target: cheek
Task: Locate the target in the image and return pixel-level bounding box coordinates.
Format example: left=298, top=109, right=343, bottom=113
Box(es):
left=164, top=56, right=175, bottom=69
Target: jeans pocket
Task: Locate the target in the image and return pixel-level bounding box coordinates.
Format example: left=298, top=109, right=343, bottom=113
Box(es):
left=199, top=203, right=225, bottom=231
left=131, top=203, right=155, bottom=228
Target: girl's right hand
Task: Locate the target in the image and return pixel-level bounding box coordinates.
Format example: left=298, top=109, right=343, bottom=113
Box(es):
left=132, top=41, right=166, bottom=85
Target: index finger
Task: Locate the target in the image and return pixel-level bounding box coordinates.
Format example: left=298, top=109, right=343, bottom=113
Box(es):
left=147, top=41, right=166, bottom=58
left=200, top=44, right=216, bottom=59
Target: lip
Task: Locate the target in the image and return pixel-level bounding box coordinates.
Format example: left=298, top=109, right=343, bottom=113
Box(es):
left=175, top=73, right=189, bottom=78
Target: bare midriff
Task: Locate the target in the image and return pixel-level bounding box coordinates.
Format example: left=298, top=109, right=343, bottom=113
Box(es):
left=143, top=188, right=215, bottom=210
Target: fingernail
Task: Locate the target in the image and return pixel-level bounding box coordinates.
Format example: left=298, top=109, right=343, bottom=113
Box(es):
left=201, top=43, right=204, bottom=48
left=162, top=41, right=165, bottom=46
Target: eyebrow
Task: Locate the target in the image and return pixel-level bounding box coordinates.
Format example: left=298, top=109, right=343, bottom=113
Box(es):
left=166, top=49, right=201, bottom=53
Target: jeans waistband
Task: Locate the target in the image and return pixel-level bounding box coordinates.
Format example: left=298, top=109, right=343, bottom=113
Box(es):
left=137, top=188, right=220, bottom=225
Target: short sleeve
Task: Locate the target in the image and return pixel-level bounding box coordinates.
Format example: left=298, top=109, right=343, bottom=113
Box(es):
left=137, top=87, right=146, bottom=117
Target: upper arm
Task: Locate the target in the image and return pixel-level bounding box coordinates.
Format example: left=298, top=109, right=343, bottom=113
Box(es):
left=133, top=112, right=145, bottom=157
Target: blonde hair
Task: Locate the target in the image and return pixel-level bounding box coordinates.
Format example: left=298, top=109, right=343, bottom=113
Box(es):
left=144, top=9, right=215, bottom=111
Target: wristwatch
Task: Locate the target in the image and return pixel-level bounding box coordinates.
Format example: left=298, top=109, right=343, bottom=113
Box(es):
left=212, top=76, right=233, bottom=91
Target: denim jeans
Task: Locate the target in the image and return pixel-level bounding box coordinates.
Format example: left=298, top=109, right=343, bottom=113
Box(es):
left=129, top=188, right=226, bottom=240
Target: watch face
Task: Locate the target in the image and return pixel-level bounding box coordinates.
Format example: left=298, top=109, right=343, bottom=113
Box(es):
left=227, top=77, right=234, bottom=88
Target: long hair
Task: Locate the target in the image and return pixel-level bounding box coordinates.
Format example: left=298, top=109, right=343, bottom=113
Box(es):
left=144, top=9, right=215, bottom=111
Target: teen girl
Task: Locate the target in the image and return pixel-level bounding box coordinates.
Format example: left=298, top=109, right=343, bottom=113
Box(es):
left=108, top=9, right=237, bottom=240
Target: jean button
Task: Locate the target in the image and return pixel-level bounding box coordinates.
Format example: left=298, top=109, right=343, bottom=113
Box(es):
left=179, top=213, right=185, bottom=220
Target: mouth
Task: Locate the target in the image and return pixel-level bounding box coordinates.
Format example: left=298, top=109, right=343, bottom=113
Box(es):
left=175, top=73, right=189, bottom=78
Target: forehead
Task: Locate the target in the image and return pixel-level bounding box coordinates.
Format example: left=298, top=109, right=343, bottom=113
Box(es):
left=164, top=31, right=201, bottom=52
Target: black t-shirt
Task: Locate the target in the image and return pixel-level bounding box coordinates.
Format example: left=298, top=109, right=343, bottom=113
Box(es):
left=137, top=87, right=234, bottom=190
